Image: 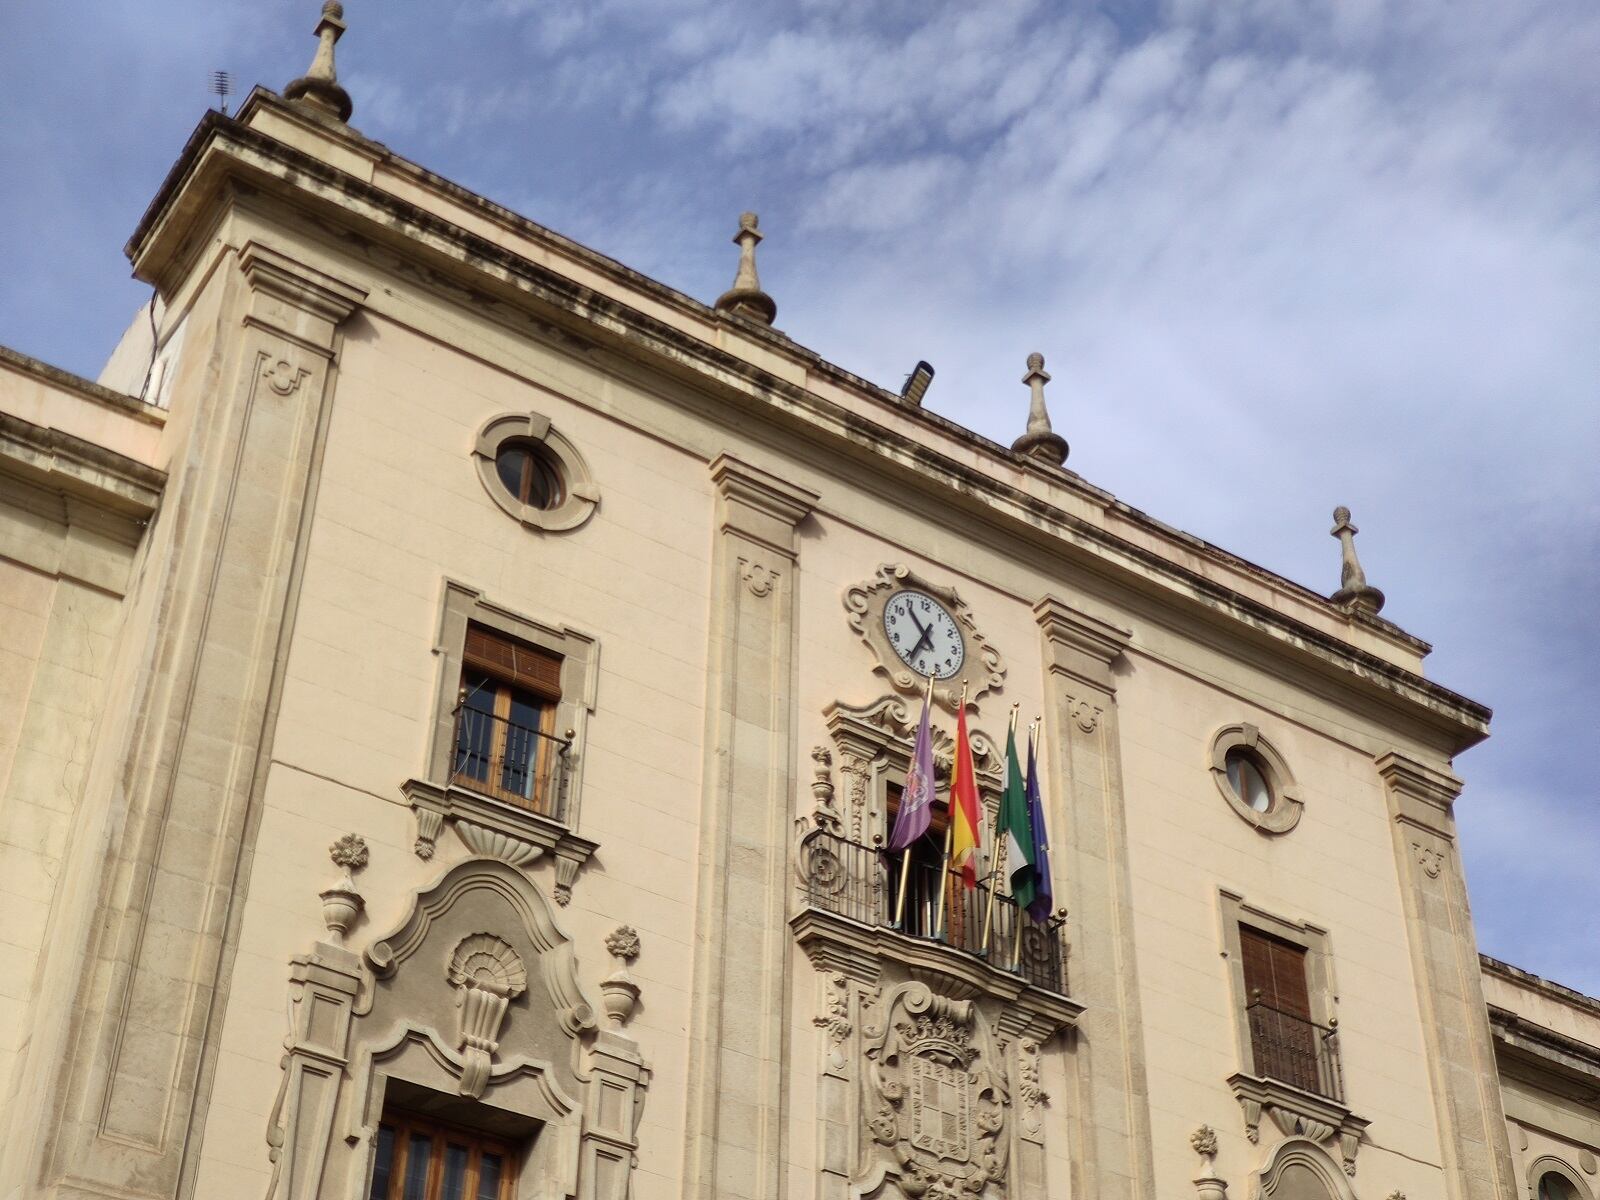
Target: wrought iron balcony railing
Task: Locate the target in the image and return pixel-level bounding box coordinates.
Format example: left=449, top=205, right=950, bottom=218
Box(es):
left=797, top=828, right=1068, bottom=995
left=450, top=706, right=571, bottom=822
left=1246, top=998, right=1344, bottom=1102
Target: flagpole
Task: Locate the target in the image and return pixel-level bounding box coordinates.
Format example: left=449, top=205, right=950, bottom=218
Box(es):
left=933, top=679, right=966, bottom=941
left=1012, top=718, right=1040, bottom=968
left=893, top=671, right=935, bottom=929
left=979, top=705, right=1019, bottom=955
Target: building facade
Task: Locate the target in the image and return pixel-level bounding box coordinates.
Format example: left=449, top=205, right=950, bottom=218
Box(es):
left=1, top=9, right=1596, bottom=1200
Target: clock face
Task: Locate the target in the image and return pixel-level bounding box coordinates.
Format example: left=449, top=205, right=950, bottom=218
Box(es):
left=882, top=590, right=965, bottom=681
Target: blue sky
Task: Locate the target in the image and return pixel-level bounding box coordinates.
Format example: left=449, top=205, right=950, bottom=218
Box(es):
left=2, top=2, right=1596, bottom=989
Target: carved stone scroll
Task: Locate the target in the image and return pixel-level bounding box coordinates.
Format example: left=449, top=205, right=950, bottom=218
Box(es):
left=844, top=564, right=1007, bottom=712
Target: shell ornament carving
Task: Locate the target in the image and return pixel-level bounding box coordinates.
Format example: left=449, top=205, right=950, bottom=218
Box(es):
left=447, top=934, right=527, bottom=1099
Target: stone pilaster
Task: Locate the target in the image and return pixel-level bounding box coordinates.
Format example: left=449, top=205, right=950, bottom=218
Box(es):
left=581, top=1031, right=651, bottom=1200
left=1033, top=596, right=1155, bottom=1200
left=42, top=241, right=364, bottom=1199
left=1376, top=752, right=1515, bottom=1200
left=683, top=455, right=817, bottom=1200
left=264, top=945, right=363, bottom=1200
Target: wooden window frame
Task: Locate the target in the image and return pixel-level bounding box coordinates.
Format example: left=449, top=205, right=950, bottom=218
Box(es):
left=426, top=582, right=599, bottom=833
left=1218, top=890, right=1338, bottom=1079
left=369, top=1109, right=520, bottom=1200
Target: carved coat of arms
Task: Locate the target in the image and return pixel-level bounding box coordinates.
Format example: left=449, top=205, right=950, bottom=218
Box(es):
left=860, top=983, right=1008, bottom=1198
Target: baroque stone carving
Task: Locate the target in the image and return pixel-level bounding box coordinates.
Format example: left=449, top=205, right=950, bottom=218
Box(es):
left=1228, top=1074, right=1368, bottom=1177
left=809, top=745, right=845, bottom=836
left=447, top=933, right=528, bottom=1099
left=600, top=926, right=642, bottom=1028
left=319, top=833, right=368, bottom=942
left=1016, top=1038, right=1047, bottom=1136
left=1413, top=841, right=1445, bottom=879
left=740, top=557, right=778, bottom=598
left=830, top=695, right=1002, bottom=781
left=844, top=564, right=1007, bottom=712
left=413, top=807, right=443, bottom=859
left=859, top=982, right=1009, bottom=1198
left=263, top=356, right=304, bottom=396
left=815, top=971, right=853, bottom=1074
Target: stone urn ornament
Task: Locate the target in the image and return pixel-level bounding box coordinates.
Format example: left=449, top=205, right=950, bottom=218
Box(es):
left=600, top=926, right=642, bottom=1028
left=320, top=833, right=369, bottom=943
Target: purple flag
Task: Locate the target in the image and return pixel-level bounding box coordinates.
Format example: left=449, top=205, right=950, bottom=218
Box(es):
left=1025, top=732, right=1054, bottom=922
left=888, top=692, right=936, bottom=852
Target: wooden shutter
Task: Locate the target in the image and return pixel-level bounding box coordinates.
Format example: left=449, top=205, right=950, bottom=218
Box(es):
left=1239, top=925, right=1311, bottom=1018
left=464, top=624, right=561, bottom=701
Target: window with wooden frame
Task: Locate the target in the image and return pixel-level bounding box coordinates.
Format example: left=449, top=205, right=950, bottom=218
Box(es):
left=452, top=623, right=566, bottom=818
left=1239, top=924, right=1335, bottom=1098
left=366, top=1110, right=518, bottom=1200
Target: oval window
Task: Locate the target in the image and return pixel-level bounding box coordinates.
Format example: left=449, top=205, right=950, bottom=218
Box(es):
left=495, top=442, right=564, bottom=510
left=1225, top=746, right=1273, bottom=813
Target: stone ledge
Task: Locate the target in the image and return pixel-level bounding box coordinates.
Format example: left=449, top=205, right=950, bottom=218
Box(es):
left=402, top=778, right=598, bottom=906
left=790, top=905, right=1082, bottom=1043
left=1228, top=1072, right=1369, bottom=1176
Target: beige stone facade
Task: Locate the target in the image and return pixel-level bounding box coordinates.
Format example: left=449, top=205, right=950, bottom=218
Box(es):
left=1, top=19, right=1595, bottom=1200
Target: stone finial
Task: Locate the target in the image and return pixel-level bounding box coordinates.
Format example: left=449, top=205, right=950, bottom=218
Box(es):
left=319, top=832, right=367, bottom=942
left=714, top=212, right=777, bottom=326
left=285, top=1, right=354, bottom=123
left=1191, top=1125, right=1228, bottom=1199
left=1329, top=506, right=1386, bottom=615
left=1011, top=352, right=1069, bottom=466
left=600, top=926, right=642, bottom=1028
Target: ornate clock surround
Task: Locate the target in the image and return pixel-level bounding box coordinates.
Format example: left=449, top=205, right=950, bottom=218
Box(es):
left=845, top=564, right=1006, bottom=711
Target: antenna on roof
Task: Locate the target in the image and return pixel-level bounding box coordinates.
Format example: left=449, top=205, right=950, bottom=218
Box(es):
left=211, top=70, right=234, bottom=116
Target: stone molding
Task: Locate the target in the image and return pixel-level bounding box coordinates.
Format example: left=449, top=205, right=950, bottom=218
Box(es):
left=1227, top=1074, right=1368, bottom=1176
left=38, top=241, right=365, bottom=1199
left=134, top=100, right=1498, bottom=765
left=843, top=563, right=1008, bottom=712
left=1208, top=724, right=1304, bottom=835
left=262, top=856, right=647, bottom=1200
left=473, top=410, right=600, bottom=533
left=707, top=451, right=817, bottom=555
left=1033, top=593, right=1155, bottom=1200
left=1377, top=748, right=1517, bottom=1199
left=682, top=452, right=814, bottom=1200
left=1033, top=595, right=1131, bottom=694
left=790, top=907, right=1082, bottom=1040
left=402, top=778, right=599, bottom=906
left=1247, top=1136, right=1361, bottom=1200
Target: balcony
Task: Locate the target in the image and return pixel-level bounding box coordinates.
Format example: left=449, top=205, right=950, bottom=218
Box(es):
left=451, top=705, right=571, bottom=822
left=1247, top=998, right=1344, bottom=1102
left=794, top=828, right=1069, bottom=996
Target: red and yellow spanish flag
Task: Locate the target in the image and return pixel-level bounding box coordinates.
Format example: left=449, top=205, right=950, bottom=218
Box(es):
left=949, top=701, right=983, bottom=887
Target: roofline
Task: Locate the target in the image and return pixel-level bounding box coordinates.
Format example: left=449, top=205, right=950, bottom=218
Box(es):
left=123, top=94, right=1491, bottom=748
left=1482, top=953, right=1600, bottom=1021
left=0, top=344, right=166, bottom=427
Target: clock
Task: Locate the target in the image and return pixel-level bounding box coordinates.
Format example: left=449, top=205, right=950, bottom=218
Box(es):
left=883, top=590, right=965, bottom=680
left=844, top=564, right=1007, bottom=711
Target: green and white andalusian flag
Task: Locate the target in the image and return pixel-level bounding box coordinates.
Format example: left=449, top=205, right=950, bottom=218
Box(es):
left=998, top=722, right=1038, bottom=913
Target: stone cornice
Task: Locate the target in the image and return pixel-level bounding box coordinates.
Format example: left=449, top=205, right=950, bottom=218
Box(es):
left=1482, top=954, right=1600, bottom=1022
left=1376, top=751, right=1465, bottom=832
left=1034, top=595, right=1133, bottom=695
left=0, top=345, right=166, bottom=426
left=1486, top=1004, right=1600, bottom=1092
left=709, top=452, right=818, bottom=557
left=0, top=410, right=165, bottom=517
left=123, top=96, right=1490, bottom=752
left=790, top=907, right=1083, bottom=1043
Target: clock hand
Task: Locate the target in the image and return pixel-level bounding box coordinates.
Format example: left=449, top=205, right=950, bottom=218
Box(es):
left=910, top=625, right=935, bottom=658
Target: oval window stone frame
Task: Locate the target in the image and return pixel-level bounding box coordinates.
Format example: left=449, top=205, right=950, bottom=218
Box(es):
left=1209, top=722, right=1303, bottom=835
left=475, top=411, right=598, bottom=533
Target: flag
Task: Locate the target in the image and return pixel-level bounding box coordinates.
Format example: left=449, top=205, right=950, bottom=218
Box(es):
left=888, top=690, right=935, bottom=852
left=1024, top=729, right=1054, bottom=922
left=949, top=701, right=983, bottom=887
left=998, top=721, right=1038, bottom=913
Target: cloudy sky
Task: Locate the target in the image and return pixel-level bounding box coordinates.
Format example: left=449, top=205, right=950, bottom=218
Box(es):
left=3, top=2, right=1596, bottom=988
